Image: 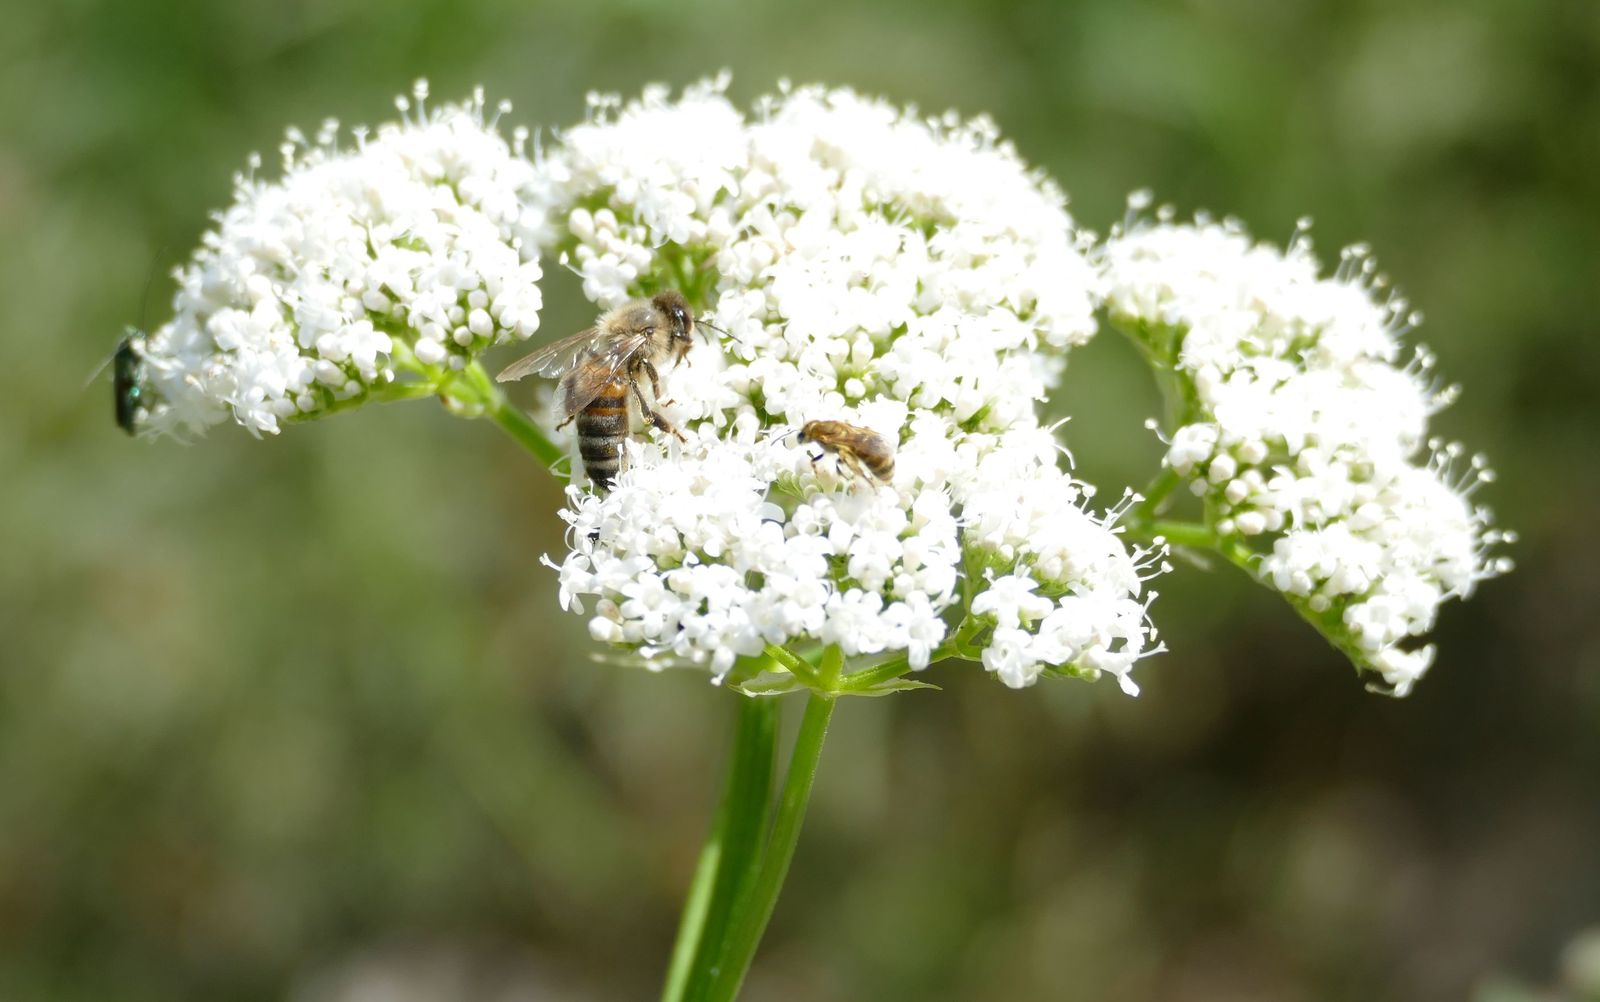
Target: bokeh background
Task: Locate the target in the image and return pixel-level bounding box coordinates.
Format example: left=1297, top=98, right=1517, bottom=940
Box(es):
left=3, top=0, right=1597, bottom=999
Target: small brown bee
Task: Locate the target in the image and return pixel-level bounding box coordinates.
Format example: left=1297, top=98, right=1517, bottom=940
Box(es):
left=797, top=420, right=896, bottom=484
left=497, top=291, right=699, bottom=489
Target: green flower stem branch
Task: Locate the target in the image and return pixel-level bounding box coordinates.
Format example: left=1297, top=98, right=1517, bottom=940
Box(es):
left=1122, top=508, right=1385, bottom=686
left=1113, top=317, right=1404, bottom=690
left=483, top=389, right=566, bottom=471
left=440, top=360, right=568, bottom=471
left=304, top=353, right=568, bottom=473
left=1127, top=517, right=1219, bottom=552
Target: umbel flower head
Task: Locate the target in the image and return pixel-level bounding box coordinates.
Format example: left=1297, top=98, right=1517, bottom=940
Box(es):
left=531, top=78, right=1166, bottom=692
left=121, top=78, right=1512, bottom=699
left=1099, top=202, right=1513, bottom=695
left=126, top=81, right=546, bottom=437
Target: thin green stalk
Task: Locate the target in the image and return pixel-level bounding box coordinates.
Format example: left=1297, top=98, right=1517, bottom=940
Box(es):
left=485, top=392, right=566, bottom=470
left=838, top=643, right=951, bottom=692
left=661, top=838, right=723, bottom=1002
left=454, top=362, right=565, bottom=469
left=837, top=618, right=984, bottom=693
left=673, top=697, right=781, bottom=1002
left=1126, top=518, right=1218, bottom=550
left=763, top=644, right=825, bottom=689
left=701, top=692, right=836, bottom=1002
left=285, top=379, right=440, bottom=424
left=837, top=653, right=912, bottom=692
left=1133, top=466, right=1183, bottom=520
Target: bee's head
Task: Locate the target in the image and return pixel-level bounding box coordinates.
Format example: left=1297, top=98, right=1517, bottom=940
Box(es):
left=652, top=290, right=696, bottom=367
left=652, top=290, right=693, bottom=342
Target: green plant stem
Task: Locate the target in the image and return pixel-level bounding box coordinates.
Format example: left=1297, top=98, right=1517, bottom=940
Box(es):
left=836, top=617, right=984, bottom=693
left=762, top=645, right=825, bottom=689
left=1130, top=518, right=1219, bottom=550
left=837, top=653, right=913, bottom=692
left=285, top=379, right=440, bottom=424
left=449, top=362, right=565, bottom=469
left=701, top=691, right=836, bottom=1002
left=1133, top=466, right=1183, bottom=520
left=485, top=391, right=565, bottom=469
left=666, top=697, right=781, bottom=1002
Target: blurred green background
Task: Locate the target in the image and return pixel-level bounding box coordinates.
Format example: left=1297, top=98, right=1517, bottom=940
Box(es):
left=3, top=0, right=1597, bottom=999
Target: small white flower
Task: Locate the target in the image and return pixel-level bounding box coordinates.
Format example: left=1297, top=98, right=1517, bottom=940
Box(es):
left=971, top=574, right=1053, bottom=630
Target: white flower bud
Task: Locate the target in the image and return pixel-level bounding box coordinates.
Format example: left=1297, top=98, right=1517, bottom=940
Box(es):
left=413, top=338, right=446, bottom=365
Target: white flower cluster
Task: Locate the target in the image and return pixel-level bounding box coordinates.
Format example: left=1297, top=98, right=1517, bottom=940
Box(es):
left=537, top=79, right=1164, bottom=690
left=130, top=82, right=546, bottom=436
left=1100, top=207, right=1511, bottom=694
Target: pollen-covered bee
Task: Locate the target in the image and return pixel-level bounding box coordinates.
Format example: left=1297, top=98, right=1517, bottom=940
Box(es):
left=496, top=291, right=699, bottom=489
left=797, top=420, right=896, bottom=485
left=113, top=329, right=146, bottom=435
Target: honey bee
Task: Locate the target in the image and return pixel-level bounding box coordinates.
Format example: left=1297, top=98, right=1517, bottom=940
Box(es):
left=496, top=291, right=699, bottom=489
left=797, top=420, right=896, bottom=485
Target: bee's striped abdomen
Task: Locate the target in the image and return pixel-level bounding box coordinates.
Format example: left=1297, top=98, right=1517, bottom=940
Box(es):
left=576, top=379, right=630, bottom=489
left=798, top=420, right=896, bottom=486
left=860, top=448, right=895, bottom=482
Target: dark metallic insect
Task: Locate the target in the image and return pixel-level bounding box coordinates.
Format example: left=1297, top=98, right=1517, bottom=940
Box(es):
left=798, top=420, right=896, bottom=484
left=113, top=330, right=145, bottom=435
left=496, top=291, right=698, bottom=489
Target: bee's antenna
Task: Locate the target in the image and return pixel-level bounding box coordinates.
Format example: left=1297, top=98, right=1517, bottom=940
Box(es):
left=137, top=244, right=168, bottom=330
left=696, top=315, right=739, bottom=346
left=86, top=246, right=168, bottom=389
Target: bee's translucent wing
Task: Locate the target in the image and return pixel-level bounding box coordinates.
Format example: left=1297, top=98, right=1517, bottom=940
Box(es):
left=494, top=327, right=603, bottom=384
left=558, top=330, right=657, bottom=416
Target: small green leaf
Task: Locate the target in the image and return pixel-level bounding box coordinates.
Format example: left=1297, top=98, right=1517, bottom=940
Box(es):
left=840, top=677, right=941, bottom=697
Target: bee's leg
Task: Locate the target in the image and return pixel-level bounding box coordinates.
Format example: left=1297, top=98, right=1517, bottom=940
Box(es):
left=841, top=453, right=869, bottom=482
left=641, top=360, right=673, bottom=406
left=555, top=412, right=577, bottom=430
left=649, top=409, right=687, bottom=442
left=630, top=376, right=657, bottom=415
left=633, top=378, right=686, bottom=442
